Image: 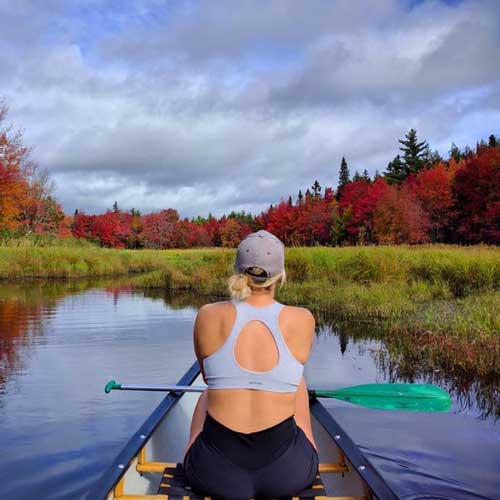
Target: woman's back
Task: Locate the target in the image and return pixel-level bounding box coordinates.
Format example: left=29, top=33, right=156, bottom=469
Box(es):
left=194, top=294, right=315, bottom=433
left=184, top=230, right=318, bottom=500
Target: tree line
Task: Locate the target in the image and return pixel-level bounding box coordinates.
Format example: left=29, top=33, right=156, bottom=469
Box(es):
left=1, top=100, right=499, bottom=247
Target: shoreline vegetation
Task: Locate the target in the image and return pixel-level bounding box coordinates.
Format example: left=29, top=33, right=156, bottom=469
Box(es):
left=1, top=243, right=499, bottom=380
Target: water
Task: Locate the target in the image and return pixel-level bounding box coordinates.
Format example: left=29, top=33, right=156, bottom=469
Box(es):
left=0, top=281, right=498, bottom=500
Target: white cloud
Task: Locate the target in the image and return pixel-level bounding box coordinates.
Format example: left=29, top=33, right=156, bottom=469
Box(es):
left=1, top=0, right=499, bottom=217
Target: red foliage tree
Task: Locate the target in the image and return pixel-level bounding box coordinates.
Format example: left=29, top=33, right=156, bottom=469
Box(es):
left=373, top=185, right=429, bottom=244
left=263, top=201, right=298, bottom=245
left=410, top=162, right=455, bottom=241
left=339, top=178, right=389, bottom=244
left=295, top=188, right=336, bottom=245
left=453, top=148, right=500, bottom=244
left=142, top=209, right=180, bottom=249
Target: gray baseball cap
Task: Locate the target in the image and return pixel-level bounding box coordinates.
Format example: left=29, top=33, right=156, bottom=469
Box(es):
left=235, top=230, right=285, bottom=282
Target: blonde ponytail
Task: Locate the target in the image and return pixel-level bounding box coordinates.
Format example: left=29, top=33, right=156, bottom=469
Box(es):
left=228, top=270, right=286, bottom=300
left=228, top=274, right=252, bottom=300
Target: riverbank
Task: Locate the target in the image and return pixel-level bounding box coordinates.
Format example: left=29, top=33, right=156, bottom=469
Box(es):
left=1, top=244, right=499, bottom=377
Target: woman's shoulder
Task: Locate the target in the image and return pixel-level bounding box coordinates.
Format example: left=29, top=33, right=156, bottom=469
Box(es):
left=281, top=304, right=315, bottom=327
left=196, top=300, right=234, bottom=323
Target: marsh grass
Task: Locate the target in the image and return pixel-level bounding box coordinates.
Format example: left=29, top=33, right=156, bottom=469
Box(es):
left=2, top=243, right=499, bottom=385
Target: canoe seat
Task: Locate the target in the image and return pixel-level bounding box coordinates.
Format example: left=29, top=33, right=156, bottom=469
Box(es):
left=156, top=463, right=360, bottom=500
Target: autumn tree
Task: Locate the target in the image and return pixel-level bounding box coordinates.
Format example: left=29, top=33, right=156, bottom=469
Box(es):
left=0, top=100, right=63, bottom=235
left=142, top=208, right=180, bottom=249
left=0, top=102, right=30, bottom=231
left=219, top=217, right=251, bottom=247
left=410, top=162, right=455, bottom=241
left=339, top=178, right=389, bottom=244
left=453, top=148, right=500, bottom=244
left=373, top=185, right=429, bottom=244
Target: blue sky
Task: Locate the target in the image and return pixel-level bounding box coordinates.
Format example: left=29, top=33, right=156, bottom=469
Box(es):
left=1, top=0, right=499, bottom=217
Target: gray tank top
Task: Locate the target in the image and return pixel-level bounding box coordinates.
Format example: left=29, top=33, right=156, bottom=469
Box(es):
left=202, top=300, right=304, bottom=392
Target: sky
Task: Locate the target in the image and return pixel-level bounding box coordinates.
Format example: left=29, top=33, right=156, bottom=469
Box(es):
left=1, top=0, right=499, bottom=218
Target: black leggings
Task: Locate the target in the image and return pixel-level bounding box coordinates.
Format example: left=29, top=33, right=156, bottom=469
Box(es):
left=183, top=413, right=319, bottom=500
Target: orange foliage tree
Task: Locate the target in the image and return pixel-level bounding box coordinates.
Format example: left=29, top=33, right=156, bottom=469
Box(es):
left=373, top=185, right=429, bottom=244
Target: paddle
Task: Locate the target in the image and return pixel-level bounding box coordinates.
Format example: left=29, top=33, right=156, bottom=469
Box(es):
left=104, top=380, right=451, bottom=412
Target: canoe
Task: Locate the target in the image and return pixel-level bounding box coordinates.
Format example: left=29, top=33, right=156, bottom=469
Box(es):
left=85, top=362, right=399, bottom=500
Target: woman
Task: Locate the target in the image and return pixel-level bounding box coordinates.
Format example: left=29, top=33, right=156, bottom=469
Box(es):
left=183, top=230, right=318, bottom=500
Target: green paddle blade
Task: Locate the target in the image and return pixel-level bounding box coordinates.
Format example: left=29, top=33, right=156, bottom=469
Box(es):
left=313, top=383, right=451, bottom=412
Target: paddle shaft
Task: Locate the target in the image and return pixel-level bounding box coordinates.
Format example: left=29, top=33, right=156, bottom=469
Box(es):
left=104, top=380, right=451, bottom=412
left=111, top=384, right=208, bottom=393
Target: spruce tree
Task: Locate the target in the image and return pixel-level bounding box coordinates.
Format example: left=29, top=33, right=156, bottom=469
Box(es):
left=385, top=155, right=405, bottom=184
left=428, top=149, right=443, bottom=166
left=398, top=128, right=429, bottom=174
left=297, top=190, right=304, bottom=205
left=352, top=170, right=361, bottom=182
left=488, top=134, right=498, bottom=148
left=337, top=157, right=350, bottom=200
left=113, top=201, right=119, bottom=213
left=311, top=180, right=321, bottom=197
left=449, top=142, right=462, bottom=162
left=362, top=169, right=370, bottom=182
left=287, top=195, right=293, bottom=206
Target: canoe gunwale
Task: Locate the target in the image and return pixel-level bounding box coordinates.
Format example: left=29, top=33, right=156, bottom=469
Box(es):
left=310, top=397, right=399, bottom=500
left=83, top=361, right=200, bottom=500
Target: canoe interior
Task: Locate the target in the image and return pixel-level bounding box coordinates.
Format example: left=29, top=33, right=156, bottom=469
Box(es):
left=98, top=373, right=376, bottom=500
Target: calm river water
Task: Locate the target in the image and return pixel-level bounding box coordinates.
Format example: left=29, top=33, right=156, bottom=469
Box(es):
left=0, top=280, right=499, bottom=500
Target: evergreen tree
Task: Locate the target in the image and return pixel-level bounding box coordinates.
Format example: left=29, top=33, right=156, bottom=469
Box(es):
left=352, top=170, right=361, bottom=182
left=428, top=149, right=443, bottom=166
left=488, top=134, right=498, bottom=148
left=463, top=145, right=473, bottom=158
left=305, top=188, right=312, bottom=201
left=130, top=208, right=141, bottom=217
left=398, top=129, right=429, bottom=174
left=74, top=209, right=79, bottom=216
left=362, top=169, right=371, bottom=182
left=449, top=142, right=462, bottom=162
left=113, top=201, right=119, bottom=213
left=385, top=155, right=405, bottom=184
left=311, top=180, right=321, bottom=197
left=374, top=169, right=381, bottom=180
left=336, top=157, right=350, bottom=200
left=287, top=195, right=293, bottom=206
left=297, top=190, right=304, bottom=205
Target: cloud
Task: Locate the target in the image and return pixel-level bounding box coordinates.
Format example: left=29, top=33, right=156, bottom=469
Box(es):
left=1, top=0, right=499, bottom=217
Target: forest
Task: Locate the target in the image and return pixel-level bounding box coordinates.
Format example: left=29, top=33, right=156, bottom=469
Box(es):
left=1, top=100, right=499, bottom=248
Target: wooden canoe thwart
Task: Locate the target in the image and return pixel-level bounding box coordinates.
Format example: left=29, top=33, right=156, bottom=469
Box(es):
left=85, top=362, right=399, bottom=500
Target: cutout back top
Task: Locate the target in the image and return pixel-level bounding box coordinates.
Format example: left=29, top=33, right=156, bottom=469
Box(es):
left=202, top=300, right=304, bottom=392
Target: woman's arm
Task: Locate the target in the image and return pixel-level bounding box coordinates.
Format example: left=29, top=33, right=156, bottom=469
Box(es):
left=193, top=305, right=209, bottom=384
left=293, top=308, right=317, bottom=449
left=294, top=377, right=318, bottom=450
